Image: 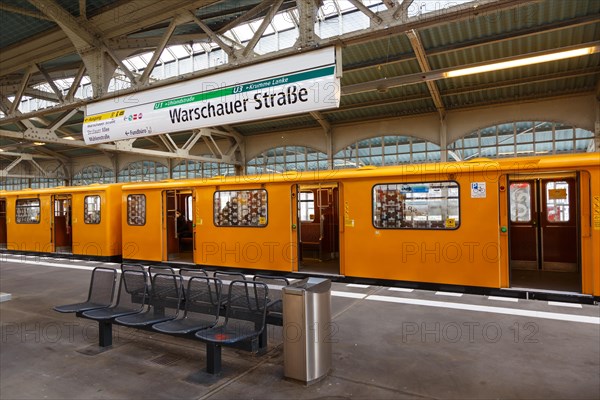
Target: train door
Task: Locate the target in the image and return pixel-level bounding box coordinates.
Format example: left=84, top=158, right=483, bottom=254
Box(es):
left=163, top=189, right=194, bottom=263
left=295, top=183, right=340, bottom=275
left=52, top=195, right=72, bottom=254
left=508, top=174, right=580, bottom=292
left=0, top=198, right=6, bottom=249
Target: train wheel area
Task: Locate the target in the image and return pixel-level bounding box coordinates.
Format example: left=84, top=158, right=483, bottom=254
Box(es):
left=1, top=256, right=598, bottom=399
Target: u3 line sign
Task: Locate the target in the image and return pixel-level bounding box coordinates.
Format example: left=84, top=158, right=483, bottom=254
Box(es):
left=83, top=47, right=341, bottom=144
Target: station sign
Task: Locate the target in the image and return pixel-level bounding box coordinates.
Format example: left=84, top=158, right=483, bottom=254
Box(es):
left=83, top=47, right=340, bottom=144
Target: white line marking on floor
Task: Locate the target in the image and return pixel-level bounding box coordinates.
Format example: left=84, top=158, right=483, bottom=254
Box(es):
left=347, top=284, right=370, bottom=288
left=435, top=291, right=463, bottom=297
left=0, top=293, right=12, bottom=303
left=488, top=296, right=519, bottom=302
left=388, top=287, right=414, bottom=292
left=366, top=295, right=599, bottom=325
left=1, top=257, right=97, bottom=271
left=331, top=291, right=367, bottom=299
left=548, top=301, right=583, bottom=308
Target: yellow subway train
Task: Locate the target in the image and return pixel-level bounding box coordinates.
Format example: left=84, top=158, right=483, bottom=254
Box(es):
left=2, top=153, right=599, bottom=300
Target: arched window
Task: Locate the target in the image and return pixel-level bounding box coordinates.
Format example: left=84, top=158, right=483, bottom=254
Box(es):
left=333, top=135, right=441, bottom=168
left=448, top=122, right=595, bottom=161
left=117, top=160, right=168, bottom=182
left=172, top=160, right=235, bottom=179
left=246, top=145, right=328, bottom=175
left=0, top=177, right=65, bottom=191
left=72, top=165, right=115, bottom=185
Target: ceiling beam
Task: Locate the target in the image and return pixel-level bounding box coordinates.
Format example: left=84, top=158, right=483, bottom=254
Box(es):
left=139, top=15, right=190, bottom=85
left=23, top=88, right=61, bottom=102
left=381, top=0, right=397, bottom=10
left=347, top=0, right=382, bottom=24
left=10, top=67, right=33, bottom=114
left=393, top=0, right=414, bottom=20
left=27, top=0, right=98, bottom=48
left=34, top=63, right=65, bottom=102
left=66, top=64, right=86, bottom=101
left=310, top=111, right=331, bottom=132
left=0, top=129, right=242, bottom=165
left=188, top=11, right=236, bottom=58
left=242, top=0, right=284, bottom=57
left=406, top=29, right=445, bottom=118
left=79, top=0, right=86, bottom=19
left=218, top=0, right=275, bottom=33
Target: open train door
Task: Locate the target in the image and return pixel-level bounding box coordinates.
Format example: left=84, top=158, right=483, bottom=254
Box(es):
left=52, top=194, right=72, bottom=254
left=294, top=182, right=340, bottom=275
left=163, top=189, right=194, bottom=263
left=0, top=198, right=6, bottom=249
left=508, top=173, right=580, bottom=292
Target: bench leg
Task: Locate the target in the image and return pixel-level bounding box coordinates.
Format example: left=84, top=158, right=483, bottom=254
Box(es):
left=206, top=343, right=221, bottom=374
left=258, top=326, right=268, bottom=350
left=98, top=321, right=112, bottom=347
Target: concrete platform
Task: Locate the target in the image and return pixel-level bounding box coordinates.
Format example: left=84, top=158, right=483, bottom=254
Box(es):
left=1, top=254, right=599, bottom=399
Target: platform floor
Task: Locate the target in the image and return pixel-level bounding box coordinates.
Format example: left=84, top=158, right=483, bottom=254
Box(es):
left=1, top=254, right=599, bottom=400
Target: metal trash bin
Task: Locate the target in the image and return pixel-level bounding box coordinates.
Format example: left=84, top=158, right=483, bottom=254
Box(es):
left=282, top=277, right=332, bottom=384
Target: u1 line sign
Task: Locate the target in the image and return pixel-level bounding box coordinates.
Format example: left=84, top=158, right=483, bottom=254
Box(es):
left=83, top=47, right=340, bottom=144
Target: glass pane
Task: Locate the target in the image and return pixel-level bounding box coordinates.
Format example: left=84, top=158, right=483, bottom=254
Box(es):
left=299, top=191, right=315, bottom=222
left=510, top=183, right=531, bottom=222
left=127, top=194, right=146, bottom=225
left=84, top=195, right=101, bottom=224
left=546, top=181, right=569, bottom=222
left=16, top=199, right=40, bottom=224
left=373, top=182, right=460, bottom=229
left=214, top=190, right=268, bottom=227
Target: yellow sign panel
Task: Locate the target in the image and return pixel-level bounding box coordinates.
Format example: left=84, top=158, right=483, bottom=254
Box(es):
left=445, top=218, right=456, bottom=228
left=548, top=189, right=567, bottom=200
left=593, top=196, right=600, bottom=230
left=83, top=109, right=125, bottom=123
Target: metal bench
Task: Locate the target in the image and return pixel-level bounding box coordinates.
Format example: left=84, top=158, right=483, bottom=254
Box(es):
left=79, top=269, right=148, bottom=346
left=59, top=267, right=279, bottom=375
left=153, top=276, right=221, bottom=334
left=195, top=280, right=269, bottom=374
left=114, top=273, right=183, bottom=327
left=53, top=267, right=117, bottom=313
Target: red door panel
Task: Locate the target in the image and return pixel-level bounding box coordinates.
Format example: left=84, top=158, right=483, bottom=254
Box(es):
left=541, top=178, right=577, bottom=271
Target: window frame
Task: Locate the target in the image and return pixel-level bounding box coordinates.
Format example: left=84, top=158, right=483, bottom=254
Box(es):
left=509, top=182, right=532, bottom=223
left=545, top=181, right=570, bottom=223
left=16, top=198, right=41, bottom=224
left=371, top=181, right=461, bottom=230
left=127, top=194, right=146, bottom=226
left=213, top=189, right=268, bottom=228
left=84, top=195, right=102, bottom=224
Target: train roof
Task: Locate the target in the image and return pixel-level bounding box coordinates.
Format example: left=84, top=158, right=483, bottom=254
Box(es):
left=1, top=183, right=124, bottom=197
left=121, top=152, right=600, bottom=191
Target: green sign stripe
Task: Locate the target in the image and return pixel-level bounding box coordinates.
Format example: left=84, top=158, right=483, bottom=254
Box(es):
left=153, top=65, right=335, bottom=110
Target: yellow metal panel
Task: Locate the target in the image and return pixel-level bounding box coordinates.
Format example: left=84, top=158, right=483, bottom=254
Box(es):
left=121, top=189, right=163, bottom=261
left=194, top=183, right=295, bottom=271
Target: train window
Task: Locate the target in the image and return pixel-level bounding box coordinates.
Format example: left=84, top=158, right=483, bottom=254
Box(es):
left=510, top=183, right=531, bottom=222
left=546, top=181, right=570, bottom=222
left=84, top=196, right=101, bottom=224
left=214, top=189, right=267, bottom=227
left=127, top=194, right=146, bottom=226
left=299, top=192, right=315, bottom=222
left=16, top=199, right=41, bottom=224
left=373, top=182, right=460, bottom=229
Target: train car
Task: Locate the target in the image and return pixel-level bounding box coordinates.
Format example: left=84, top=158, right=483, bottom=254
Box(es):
left=121, top=153, right=599, bottom=299
left=2, top=184, right=122, bottom=260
